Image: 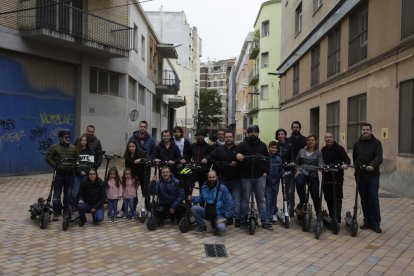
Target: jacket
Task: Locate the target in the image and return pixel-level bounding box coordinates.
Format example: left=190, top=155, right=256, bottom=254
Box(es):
left=200, top=181, right=233, bottom=219
left=79, top=178, right=106, bottom=210
left=123, top=178, right=138, bottom=199
left=129, top=131, right=155, bottom=158
left=267, top=154, right=282, bottom=183
left=237, top=137, right=269, bottom=179
left=287, top=134, right=307, bottom=161
left=155, top=177, right=185, bottom=209
left=352, top=135, right=383, bottom=176
left=46, top=142, right=79, bottom=175
left=106, top=179, right=123, bottom=200
left=206, top=144, right=239, bottom=179
left=77, top=147, right=96, bottom=175
left=154, top=142, right=182, bottom=163
left=321, top=142, right=351, bottom=182
left=75, top=135, right=102, bottom=168
left=124, top=142, right=149, bottom=179
left=296, top=148, right=324, bottom=176
left=174, top=138, right=193, bottom=162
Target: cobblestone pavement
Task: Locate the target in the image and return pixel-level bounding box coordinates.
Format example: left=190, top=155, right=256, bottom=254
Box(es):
left=1, top=171, right=413, bottom=276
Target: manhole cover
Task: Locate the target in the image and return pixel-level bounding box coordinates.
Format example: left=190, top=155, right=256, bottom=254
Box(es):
left=378, top=192, right=400, bottom=198
left=204, top=244, right=228, bottom=257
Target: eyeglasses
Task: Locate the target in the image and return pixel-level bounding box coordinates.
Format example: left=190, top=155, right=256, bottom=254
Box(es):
left=63, top=136, right=71, bottom=139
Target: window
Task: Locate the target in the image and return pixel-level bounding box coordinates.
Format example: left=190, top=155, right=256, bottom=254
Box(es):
left=162, top=103, right=168, bottom=116
left=260, top=85, right=269, bottom=100
left=310, top=107, right=320, bottom=140
left=349, top=2, right=368, bottom=66
left=89, top=68, right=120, bottom=97
left=293, top=63, right=299, bottom=96
left=141, top=35, right=146, bottom=60
left=128, top=77, right=137, bottom=102
left=327, top=101, right=340, bottom=142
left=262, top=20, right=270, bottom=37
left=399, top=79, right=414, bottom=154
left=328, top=26, right=341, bottom=77
left=138, top=84, right=146, bottom=105
left=347, top=93, right=366, bottom=149
left=295, top=3, right=302, bottom=35
left=153, top=95, right=161, bottom=113
left=133, top=24, right=138, bottom=51
left=311, top=44, right=320, bottom=86
left=402, top=0, right=414, bottom=39
left=261, top=52, right=269, bottom=68
left=313, top=0, right=323, bottom=13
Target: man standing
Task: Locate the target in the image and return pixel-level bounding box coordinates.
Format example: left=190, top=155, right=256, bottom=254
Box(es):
left=321, top=132, right=351, bottom=225
left=75, top=125, right=103, bottom=169
left=172, top=126, right=192, bottom=166
left=202, top=130, right=240, bottom=226
left=209, top=128, right=226, bottom=151
left=129, top=120, right=156, bottom=158
left=153, top=130, right=182, bottom=175
left=236, top=125, right=271, bottom=230
left=286, top=121, right=307, bottom=217
left=46, top=129, right=79, bottom=221
left=192, top=170, right=234, bottom=234
left=353, top=123, right=383, bottom=233
left=191, top=129, right=211, bottom=186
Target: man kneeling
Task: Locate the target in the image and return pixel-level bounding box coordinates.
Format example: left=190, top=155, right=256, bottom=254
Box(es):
left=192, top=170, right=234, bottom=234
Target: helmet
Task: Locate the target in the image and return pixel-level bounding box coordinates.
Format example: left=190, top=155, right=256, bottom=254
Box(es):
left=247, top=125, right=260, bottom=133
left=58, top=129, right=71, bottom=138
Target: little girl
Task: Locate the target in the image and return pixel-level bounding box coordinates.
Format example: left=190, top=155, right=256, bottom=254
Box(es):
left=106, top=167, right=122, bottom=222
left=122, top=168, right=138, bottom=221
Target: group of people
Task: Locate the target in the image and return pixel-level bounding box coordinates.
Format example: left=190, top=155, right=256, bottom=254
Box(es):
left=45, top=119, right=383, bottom=234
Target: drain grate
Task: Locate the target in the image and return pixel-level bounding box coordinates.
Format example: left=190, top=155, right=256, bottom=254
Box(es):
left=204, top=244, right=228, bottom=257
left=378, top=192, right=400, bottom=198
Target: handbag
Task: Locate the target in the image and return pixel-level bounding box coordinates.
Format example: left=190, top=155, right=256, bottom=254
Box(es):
left=204, top=183, right=220, bottom=220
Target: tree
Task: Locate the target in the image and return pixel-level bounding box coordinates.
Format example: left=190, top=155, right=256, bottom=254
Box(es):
left=198, top=88, right=222, bottom=129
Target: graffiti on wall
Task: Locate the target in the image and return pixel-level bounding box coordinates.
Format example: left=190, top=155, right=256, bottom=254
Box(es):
left=40, top=112, right=75, bottom=126
left=0, top=130, right=25, bottom=143
left=0, top=118, right=16, bottom=131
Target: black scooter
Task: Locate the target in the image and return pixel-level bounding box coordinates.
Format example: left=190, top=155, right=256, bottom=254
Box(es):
left=345, top=164, right=365, bottom=237
left=276, top=162, right=292, bottom=229
left=322, top=164, right=342, bottom=235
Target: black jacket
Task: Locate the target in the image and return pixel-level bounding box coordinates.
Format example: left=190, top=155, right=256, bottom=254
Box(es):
left=286, top=134, right=307, bottom=161
left=353, top=135, right=383, bottom=176
left=237, top=137, right=269, bottom=179
left=124, top=142, right=149, bottom=180
left=154, top=142, right=182, bottom=163
left=322, top=142, right=351, bottom=182
left=191, top=141, right=211, bottom=163
left=79, top=178, right=106, bottom=210
left=174, top=138, right=193, bottom=162
left=206, top=144, right=239, bottom=179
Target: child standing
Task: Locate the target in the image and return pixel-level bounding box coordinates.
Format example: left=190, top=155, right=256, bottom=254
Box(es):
left=106, top=167, right=122, bottom=222
left=122, top=168, right=138, bottom=221
left=265, top=141, right=282, bottom=224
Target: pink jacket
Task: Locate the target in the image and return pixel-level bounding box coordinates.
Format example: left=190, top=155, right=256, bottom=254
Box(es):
left=123, top=178, right=137, bottom=199
left=106, top=179, right=122, bottom=200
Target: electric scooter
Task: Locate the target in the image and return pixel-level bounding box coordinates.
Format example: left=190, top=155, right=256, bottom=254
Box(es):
left=322, top=164, right=341, bottom=235
left=276, top=162, right=293, bottom=229
left=345, top=164, right=365, bottom=237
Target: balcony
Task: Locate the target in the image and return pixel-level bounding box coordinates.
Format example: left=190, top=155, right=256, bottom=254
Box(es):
left=249, top=40, right=260, bottom=60
left=17, top=1, right=132, bottom=57
left=249, top=70, right=259, bottom=86
left=168, top=96, right=186, bottom=109
left=156, top=70, right=181, bottom=95
left=247, top=94, right=259, bottom=114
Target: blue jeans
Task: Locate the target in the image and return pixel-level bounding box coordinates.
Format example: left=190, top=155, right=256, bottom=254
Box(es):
left=191, top=205, right=226, bottom=234
left=52, top=174, right=74, bottom=216
left=265, top=177, right=280, bottom=219
left=240, top=176, right=267, bottom=224
left=357, top=175, right=381, bottom=227
left=108, top=199, right=119, bottom=219
left=78, top=202, right=104, bottom=223
left=295, top=173, right=320, bottom=212
left=73, top=175, right=85, bottom=206
left=221, top=178, right=241, bottom=220
left=124, top=197, right=136, bottom=218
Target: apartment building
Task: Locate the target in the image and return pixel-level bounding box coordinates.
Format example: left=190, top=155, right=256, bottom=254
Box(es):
left=0, top=0, right=180, bottom=175
left=277, top=0, right=414, bottom=196
left=146, top=10, right=202, bottom=140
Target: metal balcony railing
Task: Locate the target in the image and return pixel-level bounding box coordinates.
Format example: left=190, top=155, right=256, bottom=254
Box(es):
left=17, top=0, right=132, bottom=54
left=247, top=95, right=259, bottom=114
left=249, top=70, right=259, bottom=86
left=155, top=70, right=180, bottom=95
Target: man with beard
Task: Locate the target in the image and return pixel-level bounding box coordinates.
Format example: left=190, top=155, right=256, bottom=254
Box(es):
left=129, top=120, right=156, bottom=158
left=286, top=121, right=307, bottom=217
left=191, top=129, right=211, bottom=186
left=236, top=125, right=271, bottom=230
left=75, top=125, right=102, bottom=169
left=209, top=128, right=226, bottom=152
left=153, top=130, right=182, bottom=176
left=192, top=170, right=233, bottom=234
left=172, top=126, right=192, bottom=167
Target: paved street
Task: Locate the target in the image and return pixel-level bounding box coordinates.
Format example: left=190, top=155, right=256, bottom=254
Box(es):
left=0, top=171, right=413, bottom=276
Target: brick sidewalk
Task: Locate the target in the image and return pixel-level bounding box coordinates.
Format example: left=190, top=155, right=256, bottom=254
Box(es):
left=0, top=172, right=413, bottom=275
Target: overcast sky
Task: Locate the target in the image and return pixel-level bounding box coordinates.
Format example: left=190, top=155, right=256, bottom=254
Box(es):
left=141, top=0, right=266, bottom=61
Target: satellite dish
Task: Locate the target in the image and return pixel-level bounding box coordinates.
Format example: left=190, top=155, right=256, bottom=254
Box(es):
left=130, top=109, right=139, bottom=121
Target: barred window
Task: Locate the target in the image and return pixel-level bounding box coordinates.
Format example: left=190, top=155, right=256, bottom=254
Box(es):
left=347, top=93, right=366, bottom=149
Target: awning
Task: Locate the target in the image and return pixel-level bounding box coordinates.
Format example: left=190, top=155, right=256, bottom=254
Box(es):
left=157, top=43, right=178, bottom=59
left=169, top=96, right=186, bottom=109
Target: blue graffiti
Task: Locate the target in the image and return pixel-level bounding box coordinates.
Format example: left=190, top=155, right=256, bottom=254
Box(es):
left=0, top=118, right=16, bottom=131
left=30, top=126, right=48, bottom=141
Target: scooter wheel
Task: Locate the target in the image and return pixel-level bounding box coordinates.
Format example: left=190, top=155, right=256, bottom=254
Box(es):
left=140, top=211, right=146, bottom=223
left=249, top=219, right=256, bottom=235
left=178, top=218, right=190, bottom=233
left=146, top=217, right=156, bottom=231
left=30, top=213, right=37, bottom=219
left=351, top=220, right=358, bottom=237
left=315, top=221, right=322, bottom=240
left=62, top=217, right=70, bottom=231
left=303, top=213, right=310, bottom=232
left=39, top=212, right=49, bottom=229
left=284, top=216, right=290, bottom=229
left=332, top=221, right=340, bottom=235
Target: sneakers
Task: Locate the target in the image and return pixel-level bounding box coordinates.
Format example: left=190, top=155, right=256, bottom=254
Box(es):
left=195, top=226, right=207, bottom=233
left=108, top=217, right=112, bottom=223
left=262, top=223, right=273, bottom=230
left=372, top=226, right=382, bottom=233
left=360, top=224, right=370, bottom=230
left=271, top=215, right=278, bottom=224
left=52, top=214, right=60, bottom=221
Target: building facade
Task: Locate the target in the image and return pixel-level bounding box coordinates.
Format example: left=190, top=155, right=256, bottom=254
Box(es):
left=0, top=0, right=180, bottom=175
left=277, top=0, right=414, bottom=197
